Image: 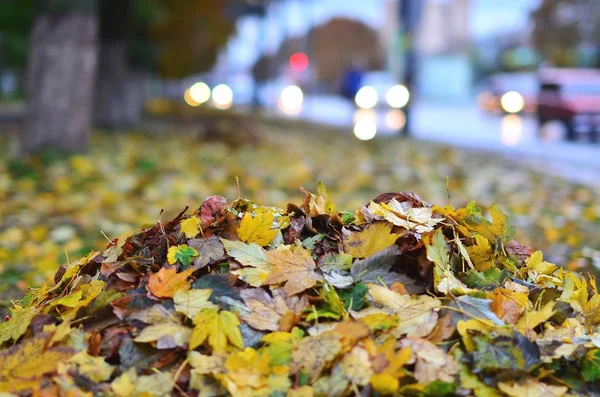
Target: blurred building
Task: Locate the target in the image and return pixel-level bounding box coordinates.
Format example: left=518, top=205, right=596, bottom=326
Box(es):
left=382, top=0, right=473, bottom=101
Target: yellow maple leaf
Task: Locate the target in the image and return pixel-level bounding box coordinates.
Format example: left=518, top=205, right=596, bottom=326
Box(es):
left=189, top=308, right=244, bottom=353
left=516, top=301, right=555, bottom=334
left=237, top=210, right=277, bottom=246
left=147, top=267, right=194, bottom=298
left=343, top=222, right=399, bottom=258
left=466, top=235, right=494, bottom=271
left=180, top=215, right=202, bottom=239
left=0, top=334, right=74, bottom=392
left=264, top=247, right=323, bottom=296
left=292, top=332, right=342, bottom=381
left=0, top=306, right=37, bottom=345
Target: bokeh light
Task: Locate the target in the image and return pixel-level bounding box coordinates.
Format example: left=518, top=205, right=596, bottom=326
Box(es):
left=189, top=82, right=211, bottom=104
left=500, top=91, right=524, bottom=113
left=386, top=109, right=406, bottom=130
left=353, top=120, right=377, bottom=140
left=289, top=52, right=309, bottom=72
left=212, top=84, right=233, bottom=109
left=501, top=114, right=523, bottom=146
left=183, top=88, right=200, bottom=107
left=386, top=85, right=410, bottom=108
left=355, top=86, right=378, bottom=109
left=278, top=85, right=304, bottom=116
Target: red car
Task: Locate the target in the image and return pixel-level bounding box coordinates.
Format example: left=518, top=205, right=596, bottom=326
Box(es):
left=537, top=68, right=600, bottom=141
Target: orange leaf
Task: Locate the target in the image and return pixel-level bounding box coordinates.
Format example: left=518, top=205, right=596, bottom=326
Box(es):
left=147, top=267, right=194, bottom=298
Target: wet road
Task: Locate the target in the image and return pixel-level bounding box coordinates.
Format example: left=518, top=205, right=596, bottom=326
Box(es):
left=292, top=95, right=600, bottom=186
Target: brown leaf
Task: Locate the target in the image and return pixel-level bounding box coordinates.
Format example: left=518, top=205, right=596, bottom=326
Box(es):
left=240, top=288, right=308, bottom=331
left=264, top=247, right=323, bottom=296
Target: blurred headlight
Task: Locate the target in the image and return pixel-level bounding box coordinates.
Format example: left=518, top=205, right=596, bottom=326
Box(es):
left=278, top=85, right=303, bottom=115
left=212, top=84, right=233, bottom=109
left=500, top=91, right=524, bottom=113
left=355, top=86, right=378, bottom=109
left=386, top=85, right=409, bottom=108
left=189, top=82, right=211, bottom=104
left=353, top=120, right=377, bottom=140
left=184, top=88, right=200, bottom=107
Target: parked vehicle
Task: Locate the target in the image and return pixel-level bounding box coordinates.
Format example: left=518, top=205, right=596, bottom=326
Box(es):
left=477, top=72, right=538, bottom=114
left=537, top=68, right=600, bottom=141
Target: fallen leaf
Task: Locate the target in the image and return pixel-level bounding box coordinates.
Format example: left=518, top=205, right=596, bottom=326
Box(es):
left=180, top=215, right=202, bottom=239
left=147, top=267, right=194, bottom=298
left=189, top=308, right=244, bottom=352
left=167, top=244, right=198, bottom=267
left=240, top=288, right=308, bottom=331
left=133, top=305, right=191, bottom=349
left=222, top=239, right=272, bottom=287
left=497, top=378, right=567, bottom=397
left=237, top=210, right=277, bottom=246
left=0, top=334, right=74, bottom=392
left=173, top=289, right=217, bottom=320
left=343, top=222, right=399, bottom=258
left=292, top=332, right=342, bottom=381
left=264, top=247, right=323, bottom=296
left=188, top=236, right=224, bottom=268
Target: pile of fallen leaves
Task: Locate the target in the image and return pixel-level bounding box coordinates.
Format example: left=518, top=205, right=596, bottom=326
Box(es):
left=1, top=122, right=600, bottom=291
left=1, top=185, right=599, bottom=396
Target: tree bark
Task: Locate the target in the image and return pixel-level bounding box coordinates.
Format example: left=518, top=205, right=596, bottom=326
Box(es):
left=94, top=40, right=145, bottom=129
left=21, top=9, right=97, bottom=154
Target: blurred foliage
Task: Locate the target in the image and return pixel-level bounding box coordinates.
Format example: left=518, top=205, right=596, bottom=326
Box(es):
left=0, top=113, right=599, bottom=300
left=531, top=0, right=600, bottom=67
left=0, top=0, right=236, bottom=78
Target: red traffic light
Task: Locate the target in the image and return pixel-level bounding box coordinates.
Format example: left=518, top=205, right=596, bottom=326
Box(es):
left=289, top=52, right=309, bottom=72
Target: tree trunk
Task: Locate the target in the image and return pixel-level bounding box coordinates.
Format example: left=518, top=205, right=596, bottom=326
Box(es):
left=21, top=8, right=97, bottom=154
left=94, top=41, right=145, bottom=129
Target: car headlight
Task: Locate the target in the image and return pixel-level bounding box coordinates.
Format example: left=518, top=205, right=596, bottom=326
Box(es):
left=355, top=86, right=378, bottom=109
left=386, top=85, right=410, bottom=108
left=278, top=85, right=303, bottom=115
left=500, top=91, right=524, bottom=113
left=212, top=84, right=233, bottom=109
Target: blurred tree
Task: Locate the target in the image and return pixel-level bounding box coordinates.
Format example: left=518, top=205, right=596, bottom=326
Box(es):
left=3, top=0, right=239, bottom=151
left=252, top=18, right=383, bottom=90
left=531, top=0, right=600, bottom=67
left=21, top=0, right=98, bottom=153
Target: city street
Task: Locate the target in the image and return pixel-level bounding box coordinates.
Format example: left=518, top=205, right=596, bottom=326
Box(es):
left=296, top=95, right=600, bottom=186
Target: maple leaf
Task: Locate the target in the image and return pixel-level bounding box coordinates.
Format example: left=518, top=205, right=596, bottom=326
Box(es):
left=174, top=288, right=216, bottom=320
left=188, top=236, right=224, bottom=268
left=292, top=332, right=342, bottom=381
left=167, top=244, right=198, bottom=267
left=189, top=308, right=244, bottom=352
left=0, top=333, right=74, bottom=392
left=222, top=239, right=272, bottom=287
left=237, top=209, right=277, bottom=246
left=180, top=215, right=202, bottom=239
left=264, top=246, right=324, bottom=296
left=221, top=347, right=271, bottom=393
left=466, top=235, right=494, bottom=271
left=466, top=204, right=515, bottom=243
left=240, top=287, right=308, bottom=331
left=344, top=221, right=399, bottom=258
left=200, top=195, right=227, bottom=226
left=147, top=267, right=194, bottom=298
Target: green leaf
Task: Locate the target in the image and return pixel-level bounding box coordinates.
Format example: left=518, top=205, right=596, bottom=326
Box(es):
left=472, top=334, right=525, bottom=372
left=582, top=349, right=600, bottom=382
left=339, top=282, right=368, bottom=311
left=423, top=380, right=456, bottom=397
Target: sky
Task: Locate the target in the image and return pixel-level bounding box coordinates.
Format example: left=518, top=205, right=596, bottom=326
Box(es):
left=224, top=0, right=538, bottom=71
